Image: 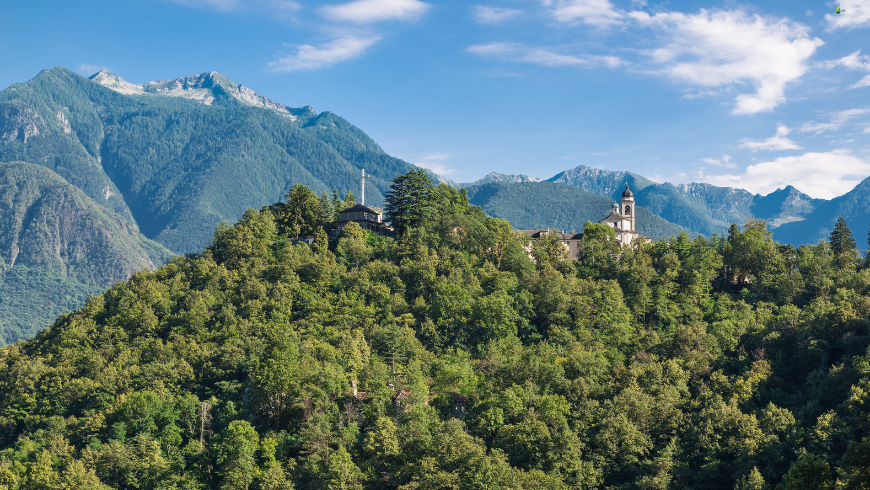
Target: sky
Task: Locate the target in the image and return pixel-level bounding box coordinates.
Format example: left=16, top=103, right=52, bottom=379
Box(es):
left=2, top=0, right=870, bottom=199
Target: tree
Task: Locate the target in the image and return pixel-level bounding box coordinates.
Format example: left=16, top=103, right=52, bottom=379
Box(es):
left=284, top=184, right=319, bottom=239
left=831, top=216, right=856, bottom=254
left=776, top=453, right=834, bottom=490
left=830, top=216, right=857, bottom=268
left=215, top=420, right=261, bottom=490
left=735, top=467, right=767, bottom=490
left=384, top=169, right=435, bottom=235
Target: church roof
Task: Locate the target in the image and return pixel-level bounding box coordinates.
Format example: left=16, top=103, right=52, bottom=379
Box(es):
left=600, top=212, right=627, bottom=221
left=622, top=184, right=633, bottom=198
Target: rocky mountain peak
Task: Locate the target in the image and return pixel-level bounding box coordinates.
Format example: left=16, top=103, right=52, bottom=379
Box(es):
left=90, top=70, right=303, bottom=119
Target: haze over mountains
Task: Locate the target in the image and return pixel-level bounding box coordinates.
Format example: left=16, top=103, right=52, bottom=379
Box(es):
left=1, top=66, right=870, bottom=342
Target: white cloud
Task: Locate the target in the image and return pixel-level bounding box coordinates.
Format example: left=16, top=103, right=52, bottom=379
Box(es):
left=268, top=36, right=380, bottom=72
left=415, top=153, right=456, bottom=175
left=740, top=125, right=803, bottom=152
left=825, top=0, right=870, bottom=30
left=701, top=154, right=737, bottom=168
left=634, top=9, right=823, bottom=115
left=822, top=50, right=870, bottom=70
left=799, top=109, right=869, bottom=133
left=473, top=5, right=522, bottom=24
left=545, top=0, right=624, bottom=27
left=320, top=0, right=430, bottom=23
left=77, top=64, right=109, bottom=76
left=699, top=149, right=870, bottom=199
left=821, top=50, right=870, bottom=88
left=467, top=42, right=623, bottom=67
left=852, top=75, right=870, bottom=88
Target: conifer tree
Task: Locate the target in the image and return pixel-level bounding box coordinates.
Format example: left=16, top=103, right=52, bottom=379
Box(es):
left=384, top=169, right=435, bottom=235
left=830, top=216, right=856, bottom=255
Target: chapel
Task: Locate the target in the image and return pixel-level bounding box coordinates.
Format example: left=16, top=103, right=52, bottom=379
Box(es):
left=598, top=184, right=643, bottom=246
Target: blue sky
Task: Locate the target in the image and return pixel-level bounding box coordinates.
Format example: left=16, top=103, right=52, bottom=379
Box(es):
left=2, top=0, right=870, bottom=199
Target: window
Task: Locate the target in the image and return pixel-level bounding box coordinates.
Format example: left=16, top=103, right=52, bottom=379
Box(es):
left=625, top=205, right=631, bottom=215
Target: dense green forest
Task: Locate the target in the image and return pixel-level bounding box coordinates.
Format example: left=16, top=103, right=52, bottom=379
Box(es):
left=1, top=171, right=870, bottom=489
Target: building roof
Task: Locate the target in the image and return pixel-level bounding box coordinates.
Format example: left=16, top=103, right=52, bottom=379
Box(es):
left=600, top=212, right=627, bottom=221
left=340, top=203, right=382, bottom=215
left=518, top=230, right=583, bottom=240
left=622, top=184, right=633, bottom=198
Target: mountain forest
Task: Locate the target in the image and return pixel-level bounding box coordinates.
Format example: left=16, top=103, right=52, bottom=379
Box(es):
left=1, top=170, right=869, bottom=490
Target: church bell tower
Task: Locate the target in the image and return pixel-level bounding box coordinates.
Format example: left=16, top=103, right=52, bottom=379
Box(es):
left=620, top=184, right=634, bottom=233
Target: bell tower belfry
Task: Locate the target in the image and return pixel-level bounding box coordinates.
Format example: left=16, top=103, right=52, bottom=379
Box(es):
left=620, top=184, right=634, bottom=233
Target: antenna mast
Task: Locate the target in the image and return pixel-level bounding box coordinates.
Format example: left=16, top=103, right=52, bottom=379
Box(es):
left=359, top=169, right=366, bottom=206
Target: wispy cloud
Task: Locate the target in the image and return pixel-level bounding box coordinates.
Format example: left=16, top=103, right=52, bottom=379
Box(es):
left=821, top=50, right=870, bottom=88
left=700, top=154, right=737, bottom=168
left=320, top=0, right=430, bottom=23
left=632, top=9, right=823, bottom=115
left=740, top=125, right=803, bottom=152
left=77, top=64, right=109, bottom=76
left=699, top=150, right=870, bottom=199
left=544, top=0, right=624, bottom=27
left=825, top=0, right=870, bottom=30
left=467, top=42, right=623, bottom=68
left=472, top=5, right=522, bottom=24
left=415, top=153, right=456, bottom=176
left=799, top=109, right=869, bottom=134
left=268, top=36, right=380, bottom=72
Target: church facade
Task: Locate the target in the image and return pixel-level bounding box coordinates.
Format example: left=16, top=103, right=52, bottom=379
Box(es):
left=519, top=184, right=647, bottom=260
left=598, top=184, right=644, bottom=246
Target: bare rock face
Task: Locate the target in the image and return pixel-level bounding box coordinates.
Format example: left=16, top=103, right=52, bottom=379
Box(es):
left=90, top=69, right=305, bottom=120
left=0, top=104, right=43, bottom=143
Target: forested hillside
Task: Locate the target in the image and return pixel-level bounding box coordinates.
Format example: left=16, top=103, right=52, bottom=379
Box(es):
left=1, top=171, right=868, bottom=489
left=0, top=67, right=417, bottom=254
left=0, top=161, right=172, bottom=344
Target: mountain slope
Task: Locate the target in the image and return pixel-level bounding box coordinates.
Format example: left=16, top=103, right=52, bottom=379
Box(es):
left=465, top=181, right=691, bottom=240
left=0, top=161, right=172, bottom=343
left=0, top=68, right=419, bottom=253
left=773, top=176, right=870, bottom=247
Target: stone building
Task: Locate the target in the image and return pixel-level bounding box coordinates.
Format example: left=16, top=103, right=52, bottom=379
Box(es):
left=329, top=203, right=395, bottom=238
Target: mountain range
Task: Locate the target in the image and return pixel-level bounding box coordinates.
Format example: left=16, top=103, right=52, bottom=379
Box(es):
left=2, top=66, right=870, bottom=342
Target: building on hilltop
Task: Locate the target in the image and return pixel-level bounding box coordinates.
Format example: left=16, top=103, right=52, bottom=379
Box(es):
left=328, top=168, right=395, bottom=239
left=329, top=203, right=395, bottom=238
left=519, top=184, right=647, bottom=259
left=599, top=184, right=645, bottom=246
left=518, top=229, right=584, bottom=260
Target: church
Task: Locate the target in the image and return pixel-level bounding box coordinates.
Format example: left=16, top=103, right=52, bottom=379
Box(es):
left=598, top=184, right=644, bottom=246
left=519, top=184, right=646, bottom=260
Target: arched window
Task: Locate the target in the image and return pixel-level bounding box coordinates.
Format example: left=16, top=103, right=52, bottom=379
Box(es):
left=625, top=205, right=631, bottom=215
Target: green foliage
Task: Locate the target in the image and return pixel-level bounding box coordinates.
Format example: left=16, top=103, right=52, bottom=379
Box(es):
left=384, top=169, right=436, bottom=236
left=0, top=174, right=869, bottom=490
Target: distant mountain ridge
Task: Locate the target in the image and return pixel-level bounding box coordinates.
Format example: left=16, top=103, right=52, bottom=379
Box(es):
left=0, top=67, right=418, bottom=253
left=90, top=69, right=312, bottom=119
left=465, top=181, right=688, bottom=240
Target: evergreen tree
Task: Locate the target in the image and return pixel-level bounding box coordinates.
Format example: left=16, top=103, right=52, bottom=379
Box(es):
left=384, top=169, right=435, bottom=235
left=830, top=216, right=856, bottom=255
